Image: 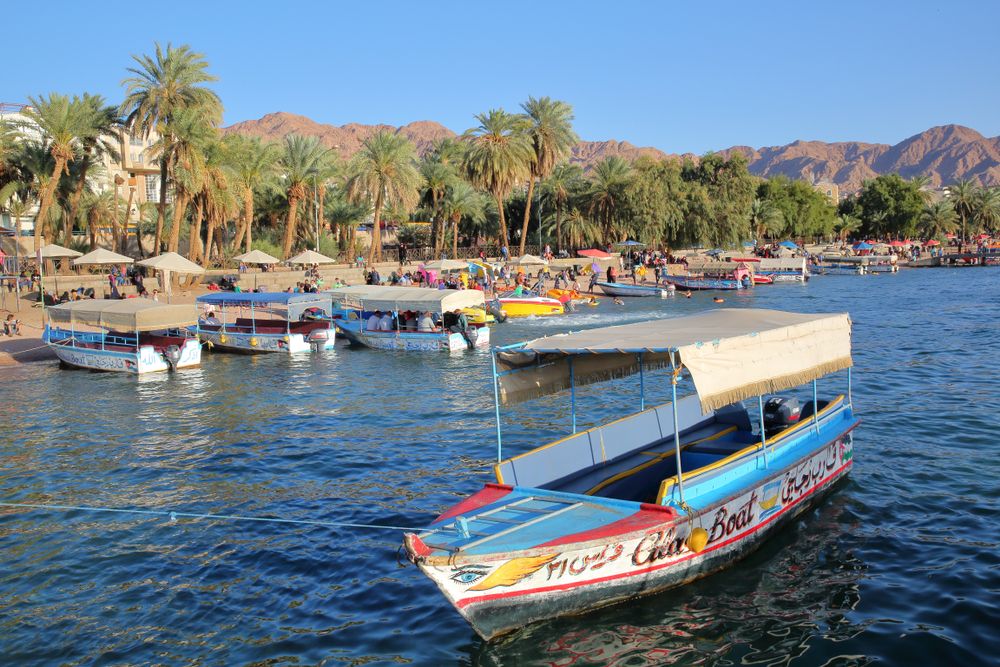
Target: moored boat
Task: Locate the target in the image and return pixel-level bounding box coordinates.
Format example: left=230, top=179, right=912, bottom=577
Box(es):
left=43, top=299, right=202, bottom=373
left=331, top=286, right=491, bottom=351
left=403, top=308, right=858, bottom=640
left=494, top=294, right=565, bottom=318
left=195, top=292, right=336, bottom=353
left=596, top=281, right=671, bottom=297
left=666, top=260, right=754, bottom=291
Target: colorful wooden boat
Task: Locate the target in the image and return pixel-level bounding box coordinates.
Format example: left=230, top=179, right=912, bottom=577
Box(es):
left=403, top=308, right=857, bottom=640
left=664, top=275, right=743, bottom=290
left=330, top=286, right=491, bottom=352
left=195, top=292, right=336, bottom=353
left=596, top=281, right=671, bottom=297
left=545, top=288, right=586, bottom=304
left=494, top=294, right=565, bottom=318
left=43, top=299, right=202, bottom=373
left=728, top=257, right=809, bottom=283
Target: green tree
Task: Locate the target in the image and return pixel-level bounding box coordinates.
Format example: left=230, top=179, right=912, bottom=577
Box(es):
left=947, top=179, right=978, bottom=242
left=345, top=131, right=420, bottom=264
left=21, top=93, right=103, bottom=251
left=834, top=214, right=861, bottom=242
left=518, top=97, right=578, bottom=254
left=586, top=156, right=633, bottom=244
left=67, top=94, right=120, bottom=249
left=758, top=177, right=836, bottom=240
left=420, top=159, right=458, bottom=253
left=441, top=180, right=488, bottom=257
left=541, top=162, right=585, bottom=250
left=463, top=109, right=533, bottom=247
left=748, top=197, right=784, bottom=242
left=224, top=134, right=280, bottom=254
left=971, top=187, right=1000, bottom=235
left=121, top=42, right=222, bottom=253
left=853, top=174, right=924, bottom=239
left=278, top=134, right=328, bottom=258
left=918, top=201, right=958, bottom=239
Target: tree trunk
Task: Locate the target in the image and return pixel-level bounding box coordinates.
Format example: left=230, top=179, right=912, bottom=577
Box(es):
left=33, top=157, right=67, bottom=252
left=495, top=192, right=508, bottom=250
left=519, top=176, right=535, bottom=255
left=452, top=215, right=459, bottom=258
left=203, top=212, right=217, bottom=268
left=189, top=196, right=205, bottom=262
left=556, top=207, right=563, bottom=252
left=244, top=191, right=254, bottom=253
left=282, top=194, right=300, bottom=258
left=168, top=192, right=188, bottom=253
left=430, top=190, right=440, bottom=252
left=127, top=187, right=140, bottom=257
left=68, top=153, right=92, bottom=248
left=317, top=184, right=326, bottom=250
left=367, top=188, right=384, bottom=266
left=112, top=182, right=121, bottom=252
left=154, top=158, right=168, bottom=253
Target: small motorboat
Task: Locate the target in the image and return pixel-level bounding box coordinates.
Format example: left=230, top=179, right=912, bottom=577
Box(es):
left=495, top=295, right=565, bottom=318
left=596, top=281, right=670, bottom=298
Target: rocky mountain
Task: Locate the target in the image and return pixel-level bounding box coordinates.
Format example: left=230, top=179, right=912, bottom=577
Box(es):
left=224, top=112, right=1000, bottom=193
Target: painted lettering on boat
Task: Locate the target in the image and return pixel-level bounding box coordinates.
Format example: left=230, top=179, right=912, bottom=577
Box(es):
left=780, top=442, right=840, bottom=505
left=632, top=527, right=686, bottom=566
left=546, top=543, right=624, bottom=580
left=708, top=491, right=758, bottom=543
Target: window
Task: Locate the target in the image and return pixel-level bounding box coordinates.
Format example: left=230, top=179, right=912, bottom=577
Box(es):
left=145, top=175, right=158, bottom=201
left=130, top=136, right=143, bottom=147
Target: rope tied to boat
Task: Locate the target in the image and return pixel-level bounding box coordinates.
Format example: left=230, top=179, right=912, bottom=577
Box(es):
left=0, top=501, right=426, bottom=533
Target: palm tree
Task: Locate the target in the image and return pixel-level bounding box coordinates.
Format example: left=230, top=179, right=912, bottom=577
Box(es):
left=948, top=179, right=978, bottom=243
left=279, top=134, right=328, bottom=258
left=345, top=131, right=420, bottom=265
left=748, top=197, right=784, bottom=242
left=66, top=94, right=120, bottom=248
left=462, top=109, right=533, bottom=247
left=518, top=97, right=578, bottom=254
left=550, top=207, right=600, bottom=248
left=151, top=107, right=214, bottom=253
left=120, top=42, right=222, bottom=253
left=197, top=141, right=238, bottom=265
left=918, top=201, right=958, bottom=239
left=585, top=156, right=633, bottom=244
left=971, top=187, right=1000, bottom=235
left=441, top=181, right=488, bottom=257
left=541, top=163, right=583, bottom=251
left=834, top=214, right=862, bottom=242
left=909, top=174, right=934, bottom=205
left=224, top=135, right=279, bottom=254
left=420, top=159, right=457, bottom=252
left=81, top=191, right=119, bottom=249
left=21, top=93, right=101, bottom=251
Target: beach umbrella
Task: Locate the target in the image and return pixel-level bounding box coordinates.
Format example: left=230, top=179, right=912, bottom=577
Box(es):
left=233, top=249, right=280, bottom=265
left=889, top=240, right=907, bottom=247
left=577, top=249, right=611, bottom=259
left=975, top=233, right=991, bottom=240
left=512, top=254, right=548, bottom=266
left=615, top=240, right=646, bottom=247
left=286, top=249, right=337, bottom=265
left=706, top=248, right=725, bottom=257
left=38, top=243, right=82, bottom=259
left=72, top=247, right=134, bottom=266
left=779, top=240, right=799, bottom=249
left=424, top=258, right=468, bottom=271
left=924, top=240, right=941, bottom=246
left=138, top=252, right=205, bottom=302
left=853, top=242, right=873, bottom=250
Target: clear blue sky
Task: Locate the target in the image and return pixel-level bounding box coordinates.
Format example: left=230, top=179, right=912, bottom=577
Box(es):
left=5, top=1, right=998, bottom=154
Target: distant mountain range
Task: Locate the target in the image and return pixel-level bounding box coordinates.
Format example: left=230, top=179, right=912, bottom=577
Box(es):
left=224, top=112, right=1000, bottom=193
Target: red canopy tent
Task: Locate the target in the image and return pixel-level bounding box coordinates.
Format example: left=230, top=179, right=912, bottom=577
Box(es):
left=924, top=240, right=941, bottom=246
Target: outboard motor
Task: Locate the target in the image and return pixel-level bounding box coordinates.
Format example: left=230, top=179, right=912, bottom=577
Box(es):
left=489, top=299, right=508, bottom=323
left=763, top=396, right=801, bottom=437
left=163, top=344, right=182, bottom=372
left=466, top=326, right=479, bottom=347
left=308, top=328, right=331, bottom=350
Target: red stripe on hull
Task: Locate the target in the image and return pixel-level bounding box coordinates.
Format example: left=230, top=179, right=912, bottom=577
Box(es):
left=536, top=505, right=677, bottom=548
left=433, top=483, right=513, bottom=523
left=455, top=459, right=851, bottom=609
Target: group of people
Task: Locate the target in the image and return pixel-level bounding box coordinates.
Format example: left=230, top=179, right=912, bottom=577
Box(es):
left=365, top=309, right=439, bottom=333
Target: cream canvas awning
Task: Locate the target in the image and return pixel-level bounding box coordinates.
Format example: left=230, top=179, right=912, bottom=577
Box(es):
left=73, top=248, right=134, bottom=266
left=757, top=257, right=807, bottom=271
left=38, top=243, right=82, bottom=259
left=496, top=308, right=852, bottom=412
left=328, top=286, right=485, bottom=312
left=286, top=249, right=337, bottom=265
left=137, top=252, right=205, bottom=274
left=424, top=259, right=468, bottom=271
left=233, top=249, right=280, bottom=264
left=48, top=299, right=198, bottom=332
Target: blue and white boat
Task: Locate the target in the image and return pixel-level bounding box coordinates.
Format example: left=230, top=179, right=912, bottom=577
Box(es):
left=195, top=292, right=336, bottom=353
left=44, top=299, right=201, bottom=373
left=403, top=308, right=857, bottom=640
left=330, top=286, right=491, bottom=352
left=596, top=281, right=671, bottom=298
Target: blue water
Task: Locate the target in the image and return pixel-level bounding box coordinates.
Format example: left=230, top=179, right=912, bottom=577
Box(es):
left=2, top=269, right=999, bottom=666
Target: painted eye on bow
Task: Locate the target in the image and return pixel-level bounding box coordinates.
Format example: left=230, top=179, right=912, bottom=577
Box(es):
left=450, top=567, right=488, bottom=584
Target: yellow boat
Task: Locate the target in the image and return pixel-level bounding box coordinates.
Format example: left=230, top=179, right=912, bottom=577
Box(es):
left=495, top=296, right=565, bottom=318
left=462, top=307, right=496, bottom=325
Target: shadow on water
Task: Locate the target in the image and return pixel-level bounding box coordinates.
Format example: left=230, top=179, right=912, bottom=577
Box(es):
left=2, top=270, right=999, bottom=665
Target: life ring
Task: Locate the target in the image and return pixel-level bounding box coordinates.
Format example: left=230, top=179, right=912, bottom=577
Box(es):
left=219, top=334, right=227, bottom=344
left=249, top=337, right=258, bottom=347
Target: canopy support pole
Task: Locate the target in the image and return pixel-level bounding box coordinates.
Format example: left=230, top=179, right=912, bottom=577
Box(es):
left=670, top=363, right=685, bottom=505
left=758, top=394, right=769, bottom=468
left=250, top=303, right=256, bottom=334
left=491, top=351, right=503, bottom=462
left=569, top=356, right=577, bottom=434
left=813, top=379, right=820, bottom=434
left=847, top=367, right=853, bottom=406
left=638, top=353, right=645, bottom=412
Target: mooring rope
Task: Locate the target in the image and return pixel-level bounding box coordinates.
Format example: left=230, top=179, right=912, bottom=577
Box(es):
left=0, top=502, right=424, bottom=533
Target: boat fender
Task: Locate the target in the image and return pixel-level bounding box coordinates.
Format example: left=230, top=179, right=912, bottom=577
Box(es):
left=219, top=334, right=227, bottom=344
left=283, top=335, right=290, bottom=342
left=686, top=527, right=709, bottom=553
left=249, top=336, right=258, bottom=347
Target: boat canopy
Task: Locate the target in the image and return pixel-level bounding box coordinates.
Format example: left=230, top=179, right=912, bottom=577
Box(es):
left=329, top=286, right=485, bottom=312
left=757, top=257, right=806, bottom=271
left=196, top=292, right=333, bottom=320
left=496, top=308, right=852, bottom=412
left=48, top=299, right=198, bottom=332
left=687, top=261, right=755, bottom=273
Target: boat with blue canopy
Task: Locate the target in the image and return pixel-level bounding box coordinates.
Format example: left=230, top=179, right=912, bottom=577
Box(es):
left=43, top=299, right=201, bottom=373
left=330, top=286, right=491, bottom=352
left=194, top=292, right=335, bottom=353
left=403, top=308, right=858, bottom=640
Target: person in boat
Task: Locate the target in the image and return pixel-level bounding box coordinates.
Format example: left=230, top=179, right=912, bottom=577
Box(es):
left=512, top=283, right=526, bottom=297
left=378, top=310, right=394, bottom=331
left=450, top=308, right=474, bottom=349
left=199, top=311, right=222, bottom=326
left=367, top=310, right=382, bottom=331
left=403, top=310, right=417, bottom=331
left=417, top=311, right=436, bottom=332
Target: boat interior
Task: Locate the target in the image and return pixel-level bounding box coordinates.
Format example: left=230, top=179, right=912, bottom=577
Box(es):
left=47, top=328, right=191, bottom=352
left=494, top=393, right=840, bottom=506
left=200, top=318, right=331, bottom=335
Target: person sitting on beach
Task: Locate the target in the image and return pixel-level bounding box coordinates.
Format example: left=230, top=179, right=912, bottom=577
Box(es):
left=367, top=310, right=382, bottom=331
left=4, top=314, right=21, bottom=336
left=417, top=311, right=435, bottom=332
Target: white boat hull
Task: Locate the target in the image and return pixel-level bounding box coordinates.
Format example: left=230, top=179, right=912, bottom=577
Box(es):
left=198, top=329, right=334, bottom=353
left=47, top=339, right=202, bottom=374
